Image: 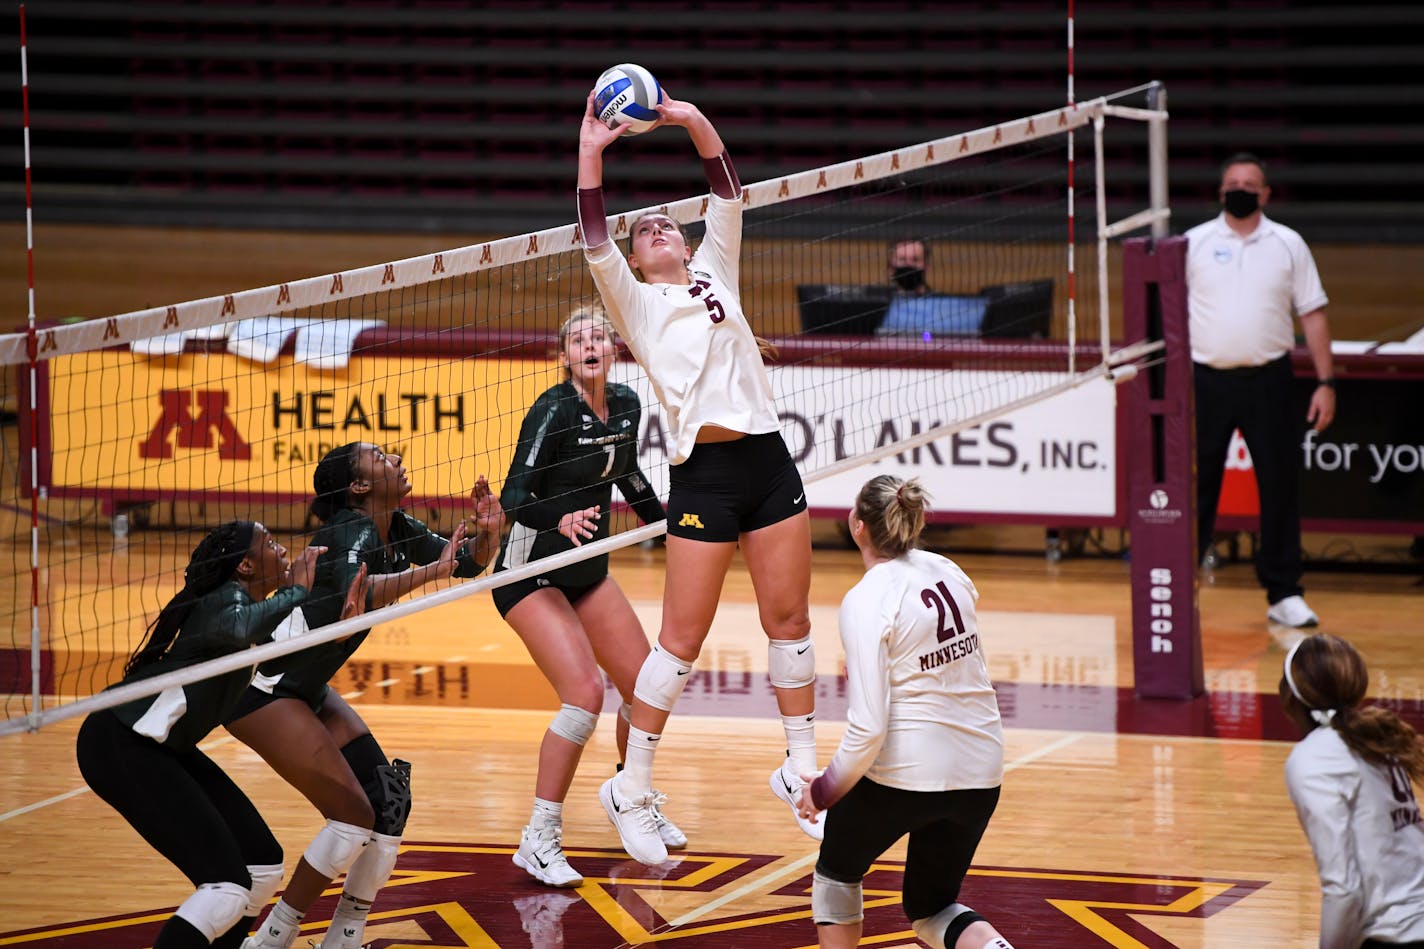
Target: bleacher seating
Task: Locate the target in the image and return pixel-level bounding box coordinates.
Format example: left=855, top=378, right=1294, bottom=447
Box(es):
left=11, top=0, right=1422, bottom=240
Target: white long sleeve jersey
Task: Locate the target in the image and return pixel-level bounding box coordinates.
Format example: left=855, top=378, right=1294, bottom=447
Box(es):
left=1284, top=725, right=1424, bottom=949
left=816, top=548, right=1004, bottom=809
left=583, top=193, right=781, bottom=465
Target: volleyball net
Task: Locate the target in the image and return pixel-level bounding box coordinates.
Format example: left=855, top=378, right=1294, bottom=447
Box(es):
left=0, top=85, right=1170, bottom=734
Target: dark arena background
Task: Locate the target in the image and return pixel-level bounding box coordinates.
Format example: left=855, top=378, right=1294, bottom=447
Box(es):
left=2, top=4, right=1422, bottom=949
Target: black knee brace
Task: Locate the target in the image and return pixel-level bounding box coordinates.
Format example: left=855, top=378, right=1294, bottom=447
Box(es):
left=341, top=734, right=412, bottom=836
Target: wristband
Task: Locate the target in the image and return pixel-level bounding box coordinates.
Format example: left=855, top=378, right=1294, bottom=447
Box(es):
left=1316, top=378, right=1336, bottom=389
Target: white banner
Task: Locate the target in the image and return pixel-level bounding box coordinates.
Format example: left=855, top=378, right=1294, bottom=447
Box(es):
left=622, top=363, right=1118, bottom=519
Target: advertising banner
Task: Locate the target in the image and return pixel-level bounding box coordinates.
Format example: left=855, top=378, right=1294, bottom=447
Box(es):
left=38, top=351, right=1119, bottom=520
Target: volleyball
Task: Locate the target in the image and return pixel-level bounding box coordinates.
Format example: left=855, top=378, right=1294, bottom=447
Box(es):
left=594, top=63, right=663, bottom=135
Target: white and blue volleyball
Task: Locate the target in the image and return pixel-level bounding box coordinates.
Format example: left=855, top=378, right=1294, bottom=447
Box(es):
left=594, top=63, right=663, bottom=135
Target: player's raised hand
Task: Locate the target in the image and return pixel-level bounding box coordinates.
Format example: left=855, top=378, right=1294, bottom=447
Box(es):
left=340, top=562, right=369, bottom=621
left=653, top=92, right=700, bottom=128
left=582, top=92, right=630, bottom=149
left=466, top=475, right=505, bottom=565
left=288, top=544, right=326, bottom=592
left=435, top=521, right=469, bottom=580
left=558, top=505, right=602, bottom=546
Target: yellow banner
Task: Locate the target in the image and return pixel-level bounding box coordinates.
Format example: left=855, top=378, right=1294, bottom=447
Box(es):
left=48, top=351, right=559, bottom=500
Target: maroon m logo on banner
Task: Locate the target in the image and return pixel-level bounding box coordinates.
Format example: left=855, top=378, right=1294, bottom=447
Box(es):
left=140, top=389, right=252, bottom=460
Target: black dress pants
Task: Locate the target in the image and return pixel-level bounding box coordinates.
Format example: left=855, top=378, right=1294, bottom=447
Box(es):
left=1194, top=355, right=1305, bottom=604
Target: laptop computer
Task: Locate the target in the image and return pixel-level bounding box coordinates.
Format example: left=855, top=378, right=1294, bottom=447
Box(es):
left=978, top=279, right=1054, bottom=339
left=877, top=294, right=990, bottom=337
left=796, top=283, right=895, bottom=335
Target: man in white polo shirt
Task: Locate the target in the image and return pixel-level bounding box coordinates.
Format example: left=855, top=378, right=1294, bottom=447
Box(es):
left=1185, top=152, right=1336, bottom=628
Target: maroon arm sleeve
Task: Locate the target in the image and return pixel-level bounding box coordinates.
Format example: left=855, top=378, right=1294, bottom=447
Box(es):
left=702, top=150, right=741, bottom=200
left=578, top=187, right=610, bottom=246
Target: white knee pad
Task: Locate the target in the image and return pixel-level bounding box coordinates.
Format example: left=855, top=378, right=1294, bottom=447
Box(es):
left=242, top=863, right=284, bottom=916
left=341, top=831, right=402, bottom=902
left=912, top=902, right=979, bottom=949
left=303, top=819, right=371, bottom=879
left=173, top=880, right=250, bottom=942
left=769, top=636, right=816, bottom=689
left=549, top=703, right=599, bottom=746
left=811, top=870, right=863, bottom=925
left=633, top=645, right=692, bottom=712
left=619, top=702, right=633, bottom=724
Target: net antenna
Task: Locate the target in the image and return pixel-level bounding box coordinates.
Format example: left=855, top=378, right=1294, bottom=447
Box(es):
left=1, top=87, right=1171, bottom=736
left=17, top=5, right=44, bottom=731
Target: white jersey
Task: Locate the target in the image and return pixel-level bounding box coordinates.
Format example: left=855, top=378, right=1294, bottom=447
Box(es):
left=1185, top=212, right=1329, bottom=369
left=584, top=193, right=781, bottom=465
left=816, top=548, right=1004, bottom=808
left=1285, top=726, right=1424, bottom=948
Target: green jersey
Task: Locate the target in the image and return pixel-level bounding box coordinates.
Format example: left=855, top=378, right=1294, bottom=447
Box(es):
left=496, top=381, right=664, bottom=587
left=109, top=581, right=308, bottom=749
left=245, top=508, right=487, bottom=706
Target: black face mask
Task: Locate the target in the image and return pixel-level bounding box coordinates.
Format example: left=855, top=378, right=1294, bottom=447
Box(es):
left=1222, top=189, right=1260, bottom=219
left=892, top=266, right=926, bottom=292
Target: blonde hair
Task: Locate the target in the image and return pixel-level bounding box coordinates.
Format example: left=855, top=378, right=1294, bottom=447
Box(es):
left=1281, top=633, right=1424, bottom=782
left=557, top=305, right=617, bottom=380
left=853, top=474, right=930, bottom=558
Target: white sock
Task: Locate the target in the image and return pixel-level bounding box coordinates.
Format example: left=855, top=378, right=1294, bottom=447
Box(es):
left=781, top=712, right=817, bottom=775
left=620, top=726, right=660, bottom=792
left=530, top=797, right=563, bottom=830
left=323, top=831, right=401, bottom=949
left=984, top=938, right=1015, bottom=949
left=253, top=898, right=303, bottom=948
left=324, top=893, right=370, bottom=949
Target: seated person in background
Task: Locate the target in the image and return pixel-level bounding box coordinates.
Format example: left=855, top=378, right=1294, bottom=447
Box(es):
left=889, top=237, right=933, bottom=295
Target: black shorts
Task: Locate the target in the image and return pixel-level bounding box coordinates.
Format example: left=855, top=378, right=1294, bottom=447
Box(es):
left=666, top=431, right=806, bottom=542
left=491, top=574, right=605, bottom=617
left=817, top=777, right=1000, bottom=922
left=225, top=680, right=329, bottom=723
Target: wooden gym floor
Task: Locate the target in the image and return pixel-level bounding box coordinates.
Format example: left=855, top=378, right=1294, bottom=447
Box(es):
left=1, top=519, right=1421, bottom=949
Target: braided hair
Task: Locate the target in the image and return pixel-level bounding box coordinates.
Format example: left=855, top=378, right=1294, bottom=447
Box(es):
left=125, top=520, right=257, bottom=676
left=1282, top=634, right=1424, bottom=782
left=310, top=442, right=362, bottom=523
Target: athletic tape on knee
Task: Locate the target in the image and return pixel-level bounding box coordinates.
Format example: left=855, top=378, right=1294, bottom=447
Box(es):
left=172, top=881, right=250, bottom=942
left=303, top=819, right=371, bottom=879
left=811, top=871, right=863, bottom=925
left=912, top=902, right=983, bottom=949
left=633, top=644, right=692, bottom=712
left=366, top=758, right=413, bottom=836
left=242, top=863, right=284, bottom=916
left=619, top=702, right=632, bottom=724
left=549, top=703, right=599, bottom=746
left=769, top=635, right=816, bottom=689
left=340, top=831, right=401, bottom=903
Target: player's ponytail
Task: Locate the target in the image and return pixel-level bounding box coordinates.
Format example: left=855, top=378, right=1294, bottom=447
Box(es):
left=310, top=442, right=361, bottom=523
left=1284, top=634, right=1424, bottom=782
left=125, top=520, right=257, bottom=676
left=853, top=475, right=930, bottom=558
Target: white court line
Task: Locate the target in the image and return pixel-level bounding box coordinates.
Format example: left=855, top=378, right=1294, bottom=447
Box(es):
left=0, top=731, right=239, bottom=824
left=666, top=731, right=1086, bottom=929
left=0, top=725, right=1088, bottom=828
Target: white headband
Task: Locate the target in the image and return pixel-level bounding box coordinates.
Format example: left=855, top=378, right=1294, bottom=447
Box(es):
left=1283, top=639, right=1337, bottom=727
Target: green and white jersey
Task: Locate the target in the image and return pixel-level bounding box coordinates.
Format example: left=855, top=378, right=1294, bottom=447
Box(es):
left=496, top=381, right=664, bottom=587
left=108, top=581, right=309, bottom=749
left=248, top=508, right=487, bottom=705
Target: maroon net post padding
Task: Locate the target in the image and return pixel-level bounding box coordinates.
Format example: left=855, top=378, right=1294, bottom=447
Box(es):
left=1123, top=236, right=1203, bottom=700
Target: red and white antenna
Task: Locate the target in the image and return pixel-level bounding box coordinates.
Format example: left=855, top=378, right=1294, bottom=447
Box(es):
left=19, top=4, right=42, bottom=728
left=1065, top=0, right=1078, bottom=374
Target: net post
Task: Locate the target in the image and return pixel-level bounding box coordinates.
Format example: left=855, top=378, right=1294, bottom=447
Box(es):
left=1146, top=82, right=1170, bottom=240
left=1123, top=236, right=1203, bottom=699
